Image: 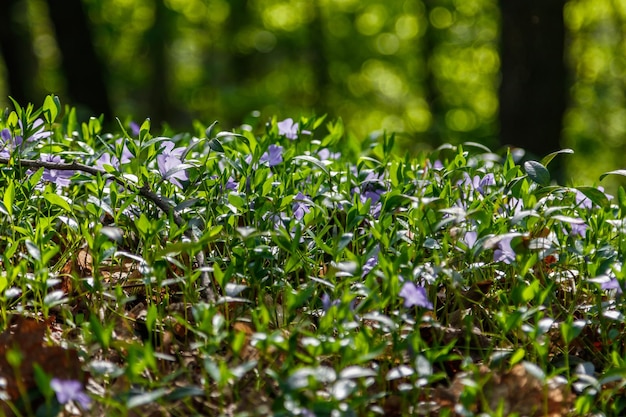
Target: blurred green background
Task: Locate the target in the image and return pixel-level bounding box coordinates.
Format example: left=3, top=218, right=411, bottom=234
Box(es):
left=0, top=0, right=625, bottom=190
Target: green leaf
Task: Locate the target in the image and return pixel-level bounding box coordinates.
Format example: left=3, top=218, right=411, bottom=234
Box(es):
left=600, top=169, right=626, bottom=181
left=42, top=94, right=59, bottom=125
left=576, top=186, right=609, bottom=208
left=44, top=193, right=72, bottom=212
left=618, top=186, right=626, bottom=213
left=3, top=181, right=14, bottom=217
left=539, top=148, right=573, bottom=167
left=293, top=155, right=329, bottom=175
left=127, top=389, right=168, bottom=409
left=207, top=137, right=224, bottom=153
left=524, top=160, right=550, bottom=186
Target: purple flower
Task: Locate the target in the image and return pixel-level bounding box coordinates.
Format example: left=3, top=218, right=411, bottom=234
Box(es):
left=260, top=144, right=283, bottom=167
left=0, top=129, right=14, bottom=158
left=292, top=192, right=310, bottom=220
left=362, top=255, right=377, bottom=277
left=399, top=282, right=433, bottom=309
left=570, top=222, right=587, bottom=238
left=50, top=378, right=92, bottom=409
left=277, top=118, right=311, bottom=140
left=602, top=278, right=623, bottom=294
left=40, top=154, right=74, bottom=187
left=23, top=118, right=53, bottom=142
left=458, top=172, right=494, bottom=195
left=157, top=141, right=188, bottom=188
left=318, top=148, right=341, bottom=161
left=575, top=190, right=593, bottom=210
left=493, top=236, right=516, bottom=264
left=130, top=121, right=140, bottom=136
left=321, top=293, right=340, bottom=311
left=95, top=152, right=120, bottom=170
left=463, top=231, right=477, bottom=249
left=225, top=176, right=238, bottom=191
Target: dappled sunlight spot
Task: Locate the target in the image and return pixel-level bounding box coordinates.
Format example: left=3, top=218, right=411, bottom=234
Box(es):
left=381, top=115, right=404, bottom=132
left=564, top=1, right=584, bottom=31
left=321, top=0, right=359, bottom=13
left=106, top=1, right=153, bottom=32
left=472, top=46, right=499, bottom=74
left=579, top=47, right=609, bottom=81
left=606, top=109, right=626, bottom=140
left=361, top=60, right=407, bottom=100
left=395, top=14, right=421, bottom=40
left=205, top=0, right=231, bottom=25
left=473, top=90, right=498, bottom=119
left=429, top=7, right=454, bottom=30
left=262, top=2, right=313, bottom=32
left=355, top=5, right=388, bottom=36
left=375, top=33, right=400, bottom=55
left=445, top=108, right=477, bottom=132
left=405, top=107, right=432, bottom=132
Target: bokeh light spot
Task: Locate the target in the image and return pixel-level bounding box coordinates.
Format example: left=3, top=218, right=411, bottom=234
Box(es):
left=356, top=5, right=388, bottom=36
left=376, top=33, right=400, bottom=55
left=446, top=109, right=476, bottom=132
left=430, top=7, right=453, bottom=30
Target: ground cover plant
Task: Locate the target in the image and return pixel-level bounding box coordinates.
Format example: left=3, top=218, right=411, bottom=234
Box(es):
left=2, top=96, right=626, bottom=416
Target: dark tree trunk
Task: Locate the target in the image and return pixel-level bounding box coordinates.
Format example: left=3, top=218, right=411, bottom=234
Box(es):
left=144, top=0, right=176, bottom=125
left=499, top=0, right=566, bottom=160
left=0, top=0, right=39, bottom=105
left=45, top=0, right=113, bottom=121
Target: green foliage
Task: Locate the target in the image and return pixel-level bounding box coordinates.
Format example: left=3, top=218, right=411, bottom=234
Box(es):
left=3, top=97, right=626, bottom=415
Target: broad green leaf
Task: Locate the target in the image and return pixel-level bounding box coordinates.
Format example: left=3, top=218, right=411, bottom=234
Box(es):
left=540, top=148, right=573, bottom=167
left=127, top=389, right=168, bottom=408
left=524, top=160, right=550, bottom=186
left=3, top=181, right=14, bottom=217
left=44, top=193, right=72, bottom=212
left=207, top=137, right=225, bottom=153
left=576, top=186, right=609, bottom=208
left=619, top=186, right=626, bottom=213
left=43, top=94, right=59, bottom=124
left=293, top=155, right=329, bottom=175
left=600, top=169, right=626, bottom=181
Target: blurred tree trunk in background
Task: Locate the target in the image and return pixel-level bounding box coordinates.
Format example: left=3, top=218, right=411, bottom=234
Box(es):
left=144, top=0, right=176, bottom=125
left=308, top=0, right=329, bottom=115
left=46, top=0, right=112, bottom=121
left=499, top=0, right=566, bottom=160
left=0, top=0, right=39, bottom=105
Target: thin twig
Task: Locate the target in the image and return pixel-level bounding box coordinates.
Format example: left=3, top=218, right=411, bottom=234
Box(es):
left=0, top=156, right=216, bottom=302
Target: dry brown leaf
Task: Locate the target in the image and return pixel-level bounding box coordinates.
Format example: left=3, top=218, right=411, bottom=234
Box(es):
left=0, top=315, right=86, bottom=415
left=434, top=363, right=574, bottom=416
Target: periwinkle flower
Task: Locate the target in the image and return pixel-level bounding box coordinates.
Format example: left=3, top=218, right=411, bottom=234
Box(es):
left=260, top=144, right=283, bottom=167
left=157, top=141, right=188, bottom=188
left=40, top=154, right=74, bottom=187
left=399, top=282, right=433, bottom=309
left=458, top=172, right=494, bottom=195
left=494, top=236, right=516, bottom=264
left=277, top=118, right=311, bottom=140
left=292, top=192, right=310, bottom=220
left=0, top=129, right=14, bottom=158
left=602, top=277, right=623, bottom=294
left=225, top=176, right=238, bottom=191
left=361, top=255, right=377, bottom=277
left=318, top=148, right=341, bottom=161
left=463, top=231, right=478, bottom=249
left=50, top=378, right=92, bottom=409
left=95, top=152, right=120, bottom=170
left=570, top=222, right=587, bottom=238
left=321, top=293, right=340, bottom=311
left=130, top=121, right=140, bottom=136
